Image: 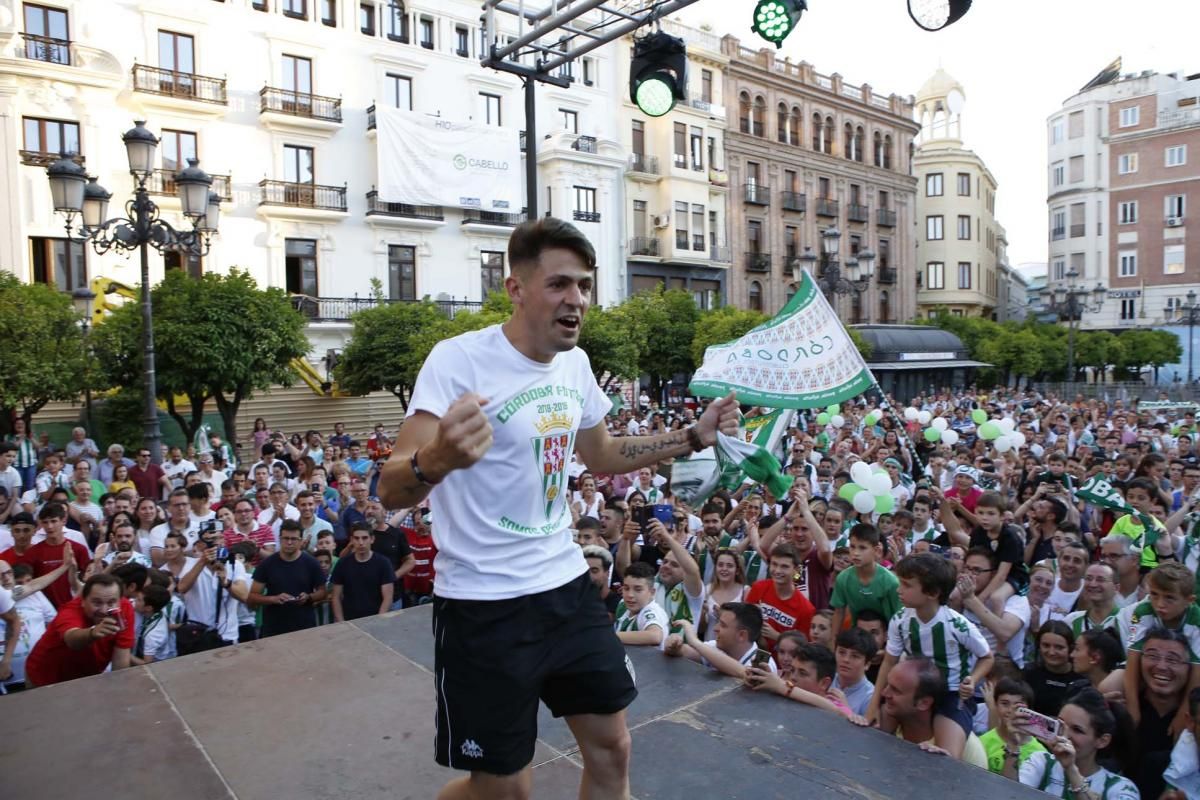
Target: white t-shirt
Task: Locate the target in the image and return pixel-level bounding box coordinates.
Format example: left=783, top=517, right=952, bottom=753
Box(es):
left=1019, top=752, right=1139, bottom=800
left=407, top=324, right=610, bottom=600
left=139, top=611, right=174, bottom=661
left=614, top=601, right=667, bottom=634
left=149, top=522, right=200, bottom=553
left=699, top=638, right=778, bottom=674
left=2, top=588, right=56, bottom=685
left=257, top=505, right=300, bottom=530
left=0, top=524, right=11, bottom=553
left=162, top=459, right=197, bottom=490
left=965, top=594, right=1030, bottom=667
left=1044, top=581, right=1084, bottom=624
left=178, top=561, right=248, bottom=644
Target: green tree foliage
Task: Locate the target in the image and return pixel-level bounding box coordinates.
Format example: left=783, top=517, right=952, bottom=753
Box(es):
left=613, top=287, right=699, bottom=396
left=0, top=273, right=94, bottom=435
left=334, top=300, right=448, bottom=411
left=92, top=269, right=308, bottom=446
left=578, top=305, right=640, bottom=391
left=1116, top=329, right=1183, bottom=381
left=691, top=306, right=768, bottom=366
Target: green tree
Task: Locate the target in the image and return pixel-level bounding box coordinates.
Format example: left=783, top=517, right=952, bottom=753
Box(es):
left=92, top=269, right=308, bottom=446
left=613, top=287, right=699, bottom=397
left=578, top=305, right=640, bottom=391
left=1117, top=328, right=1183, bottom=382
left=0, top=273, right=94, bottom=435
left=690, top=306, right=768, bottom=366
left=335, top=300, right=449, bottom=411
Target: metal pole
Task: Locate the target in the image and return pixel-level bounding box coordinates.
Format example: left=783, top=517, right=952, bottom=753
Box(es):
left=1190, top=310, right=1195, bottom=386
left=1066, top=304, right=1076, bottom=385
left=524, top=77, right=538, bottom=219
left=139, top=228, right=163, bottom=465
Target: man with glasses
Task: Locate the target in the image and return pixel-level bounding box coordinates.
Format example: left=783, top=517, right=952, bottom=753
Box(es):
left=128, top=448, right=165, bottom=502
left=257, top=481, right=299, bottom=537
left=1133, top=628, right=1190, bottom=799
left=149, top=489, right=200, bottom=566
left=1099, top=534, right=1143, bottom=608
left=955, top=548, right=1030, bottom=667
left=248, top=519, right=326, bottom=637
left=224, top=498, right=275, bottom=566
left=1064, top=562, right=1122, bottom=640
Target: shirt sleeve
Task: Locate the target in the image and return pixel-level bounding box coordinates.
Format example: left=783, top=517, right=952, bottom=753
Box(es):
left=396, top=533, right=413, bottom=560
left=0, top=585, right=13, bottom=615
left=639, top=606, right=665, bottom=630
left=143, top=618, right=168, bottom=660
left=886, top=612, right=905, bottom=658
left=1017, top=751, right=1049, bottom=789
left=576, top=350, right=612, bottom=431
left=407, top=338, right=467, bottom=420
left=956, top=613, right=993, bottom=659
left=996, top=530, right=1023, bottom=565
left=330, top=557, right=347, bottom=586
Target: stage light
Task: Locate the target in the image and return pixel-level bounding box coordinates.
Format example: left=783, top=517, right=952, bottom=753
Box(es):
left=907, top=0, right=972, bottom=31
left=751, top=0, right=806, bottom=48
left=629, top=31, right=687, bottom=118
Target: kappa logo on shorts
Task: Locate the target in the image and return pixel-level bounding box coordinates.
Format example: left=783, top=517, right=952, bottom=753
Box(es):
left=460, top=739, right=484, bottom=759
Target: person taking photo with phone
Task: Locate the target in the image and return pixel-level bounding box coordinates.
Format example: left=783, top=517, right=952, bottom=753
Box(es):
left=23, top=573, right=133, bottom=687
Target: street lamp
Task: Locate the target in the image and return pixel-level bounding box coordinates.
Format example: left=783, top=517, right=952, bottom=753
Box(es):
left=793, top=226, right=877, bottom=321
left=1039, top=266, right=1105, bottom=383
left=71, top=286, right=96, bottom=434
left=46, top=119, right=220, bottom=465
left=1165, top=289, right=1199, bottom=385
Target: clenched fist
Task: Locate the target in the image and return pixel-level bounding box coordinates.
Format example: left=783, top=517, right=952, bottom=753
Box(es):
left=425, top=393, right=494, bottom=478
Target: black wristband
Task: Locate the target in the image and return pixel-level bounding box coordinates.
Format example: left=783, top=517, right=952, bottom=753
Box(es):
left=411, top=449, right=440, bottom=487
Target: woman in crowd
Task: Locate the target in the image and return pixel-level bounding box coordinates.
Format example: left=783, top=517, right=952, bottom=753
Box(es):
left=1023, top=621, right=1085, bottom=718
left=700, top=549, right=747, bottom=638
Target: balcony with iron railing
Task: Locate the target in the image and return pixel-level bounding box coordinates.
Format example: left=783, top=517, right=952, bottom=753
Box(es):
left=258, top=180, right=347, bottom=212
left=20, top=33, right=71, bottom=65
left=816, top=198, right=839, bottom=217
left=781, top=191, right=806, bottom=213
left=573, top=210, right=601, bottom=223
left=784, top=255, right=803, bottom=275
left=877, top=208, right=896, bottom=227
left=260, top=87, right=343, bottom=124
left=629, top=236, right=660, bottom=257
left=877, top=267, right=897, bottom=284
left=148, top=168, right=232, bottom=201
left=571, top=135, right=598, bottom=154
left=745, top=252, right=771, bottom=272
left=291, top=295, right=483, bottom=322
left=1070, top=223, right=1086, bottom=237
left=743, top=183, right=769, bottom=205
left=132, top=64, right=227, bottom=105
left=692, top=234, right=705, bottom=251
left=675, top=230, right=690, bottom=250
left=364, top=190, right=443, bottom=221
left=19, top=150, right=84, bottom=168
left=1051, top=226, right=1066, bottom=240
left=847, top=203, right=869, bottom=223
left=461, top=208, right=526, bottom=227
left=628, top=153, right=660, bottom=178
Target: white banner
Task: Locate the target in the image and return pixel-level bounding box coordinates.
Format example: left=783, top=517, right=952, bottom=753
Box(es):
left=376, top=107, right=522, bottom=211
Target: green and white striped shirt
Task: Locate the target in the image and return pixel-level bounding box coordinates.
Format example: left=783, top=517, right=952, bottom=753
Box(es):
left=614, top=601, right=667, bottom=634
left=654, top=577, right=705, bottom=636
left=1063, top=607, right=1120, bottom=640
left=886, top=605, right=991, bottom=691
left=1123, top=599, right=1200, bottom=662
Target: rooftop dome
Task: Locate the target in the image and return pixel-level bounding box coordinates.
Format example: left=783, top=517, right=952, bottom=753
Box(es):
left=916, top=68, right=964, bottom=103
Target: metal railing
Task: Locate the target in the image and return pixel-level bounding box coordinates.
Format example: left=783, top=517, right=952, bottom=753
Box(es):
left=258, top=180, right=347, bottom=211
left=877, top=267, right=897, bottom=284
left=743, top=184, right=769, bottom=205
left=1051, top=226, right=1066, bottom=240
left=367, top=104, right=376, bottom=130
left=260, top=87, right=343, bottom=123
left=816, top=198, right=839, bottom=217
left=784, top=256, right=803, bottom=275
left=781, top=191, right=806, bottom=213
left=19, top=150, right=84, bottom=168
left=629, top=236, right=659, bottom=257
left=710, top=245, right=732, bottom=263
left=1030, top=381, right=1200, bottom=402
left=877, top=208, right=897, bottom=227
left=571, top=135, right=598, bottom=154
left=848, top=203, right=870, bottom=223
left=147, top=168, right=232, bottom=201
left=461, top=208, right=526, bottom=226
left=745, top=252, right=771, bottom=272
left=692, top=234, right=705, bottom=251
left=132, top=64, right=227, bottom=104
left=573, top=210, right=601, bottom=223
left=291, top=295, right=484, bottom=322
left=628, top=153, right=660, bottom=174
left=364, top=191, right=443, bottom=220
left=21, top=33, right=70, bottom=65
left=675, top=230, right=689, bottom=250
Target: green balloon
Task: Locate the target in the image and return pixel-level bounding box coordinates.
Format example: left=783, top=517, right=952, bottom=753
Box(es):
left=827, top=403, right=840, bottom=416
left=924, top=427, right=941, bottom=442
left=817, top=412, right=831, bottom=425
left=838, top=483, right=864, bottom=501
left=874, top=493, right=895, bottom=514
left=865, top=411, right=881, bottom=425
left=971, top=409, right=988, bottom=425
left=979, top=421, right=1001, bottom=440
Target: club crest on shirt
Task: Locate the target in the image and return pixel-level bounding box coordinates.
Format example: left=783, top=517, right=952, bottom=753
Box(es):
left=532, top=413, right=576, bottom=519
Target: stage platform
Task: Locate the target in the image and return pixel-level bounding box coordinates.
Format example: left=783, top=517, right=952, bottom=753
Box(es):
left=1, top=605, right=1044, bottom=799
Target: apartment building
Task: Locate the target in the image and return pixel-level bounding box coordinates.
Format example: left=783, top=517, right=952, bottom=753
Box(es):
left=913, top=69, right=1007, bottom=320
left=0, top=0, right=626, bottom=363
left=720, top=36, right=919, bottom=323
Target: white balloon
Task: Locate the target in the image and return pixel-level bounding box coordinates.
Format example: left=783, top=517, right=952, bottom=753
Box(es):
left=917, top=411, right=932, bottom=425
left=808, top=450, right=823, bottom=465
left=1012, top=431, right=1026, bottom=448
left=904, top=408, right=919, bottom=422
left=931, top=417, right=948, bottom=432
left=851, top=462, right=873, bottom=485
left=869, top=473, right=893, bottom=496
left=853, top=491, right=877, bottom=514
left=994, top=435, right=1013, bottom=453
left=941, top=429, right=959, bottom=446
left=831, top=414, right=845, bottom=429
left=998, top=417, right=1016, bottom=434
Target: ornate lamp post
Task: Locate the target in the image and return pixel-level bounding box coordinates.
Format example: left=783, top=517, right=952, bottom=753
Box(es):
left=792, top=226, right=876, bottom=320
left=1039, top=266, right=1105, bottom=382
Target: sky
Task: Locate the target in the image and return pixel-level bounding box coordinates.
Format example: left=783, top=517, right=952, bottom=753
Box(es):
left=669, top=0, right=1200, bottom=267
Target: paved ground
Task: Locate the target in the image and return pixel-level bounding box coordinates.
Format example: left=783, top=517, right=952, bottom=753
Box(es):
left=1, top=605, right=1046, bottom=799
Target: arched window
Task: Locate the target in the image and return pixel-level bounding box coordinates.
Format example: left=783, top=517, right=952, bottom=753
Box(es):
left=874, top=131, right=883, bottom=167
left=739, top=92, right=751, bottom=134
left=789, top=107, right=800, bottom=145
left=844, top=123, right=854, bottom=160
left=752, top=96, right=766, bottom=137
left=884, top=135, right=893, bottom=169
left=823, top=115, right=834, bottom=154
left=777, top=103, right=789, bottom=143
left=879, top=290, right=891, bottom=323
left=748, top=280, right=763, bottom=311
left=854, top=126, right=864, bottom=163
left=811, top=113, right=823, bottom=151
left=849, top=291, right=862, bottom=323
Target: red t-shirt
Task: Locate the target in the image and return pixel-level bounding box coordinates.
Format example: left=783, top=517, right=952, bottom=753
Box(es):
left=746, top=578, right=815, bottom=653
left=0, top=546, right=35, bottom=567
left=129, top=463, right=166, bottom=502
left=24, top=596, right=136, bottom=686
left=401, top=527, right=437, bottom=596
left=25, top=539, right=91, bottom=608
left=946, top=486, right=983, bottom=513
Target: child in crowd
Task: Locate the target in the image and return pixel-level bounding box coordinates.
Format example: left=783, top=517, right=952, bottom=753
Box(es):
left=614, top=562, right=667, bottom=646
left=1122, top=562, right=1200, bottom=725
left=830, top=524, right=901, bottom=635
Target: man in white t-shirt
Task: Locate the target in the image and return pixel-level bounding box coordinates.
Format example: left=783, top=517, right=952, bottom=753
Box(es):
left=161, top=446, right=196, bottom=492
left=1040, top=541, right=1088, bottom=625
left=664, top=602, right=776, bottom=679
left=378, top=217, right=738, bottom=800
left=257, top=482, right=299, bottom=533
left=177, top=536, right=249, bottom=646
left=956, top=548, right=1031, bottom=667
left=149, top=489, right=201, bottom=564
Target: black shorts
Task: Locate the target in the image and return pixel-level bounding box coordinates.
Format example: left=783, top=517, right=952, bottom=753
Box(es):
left=933, top=690, right=977, bottom=736
left=432, top=571, right=637, bottom=775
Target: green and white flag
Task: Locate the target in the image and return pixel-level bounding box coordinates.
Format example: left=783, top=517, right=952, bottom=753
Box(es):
left=715, top=431, right=794, bottom=500
left=689, top=270, right=874, bottom=409
left=670, top=409, right=796, bottom=506
left=1075, top=474, right=1158, bottom=529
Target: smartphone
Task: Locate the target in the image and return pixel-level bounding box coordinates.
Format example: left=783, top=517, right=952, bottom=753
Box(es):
left=650, top=504, right=674, bottom=526
left=752, top=648, right=772, bottom=669
left=311, top=483, right=321, bottom=493
left=631, top=506, right=649, bottom=526
left=1014, top=707, right=1062, bottom=740
left=104, top=607, right=126, bottom=633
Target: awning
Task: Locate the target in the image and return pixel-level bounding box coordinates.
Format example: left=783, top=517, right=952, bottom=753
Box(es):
left=868, top=359, right=992, bottom=371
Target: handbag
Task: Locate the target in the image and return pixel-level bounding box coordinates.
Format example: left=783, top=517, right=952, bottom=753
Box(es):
left=176, top=576, right=227, bottom=656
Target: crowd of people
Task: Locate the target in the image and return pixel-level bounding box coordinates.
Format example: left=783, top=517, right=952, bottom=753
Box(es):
left=0, top=418, right=434, bottom=689
left=6, top=386, right=1200, bottom=797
